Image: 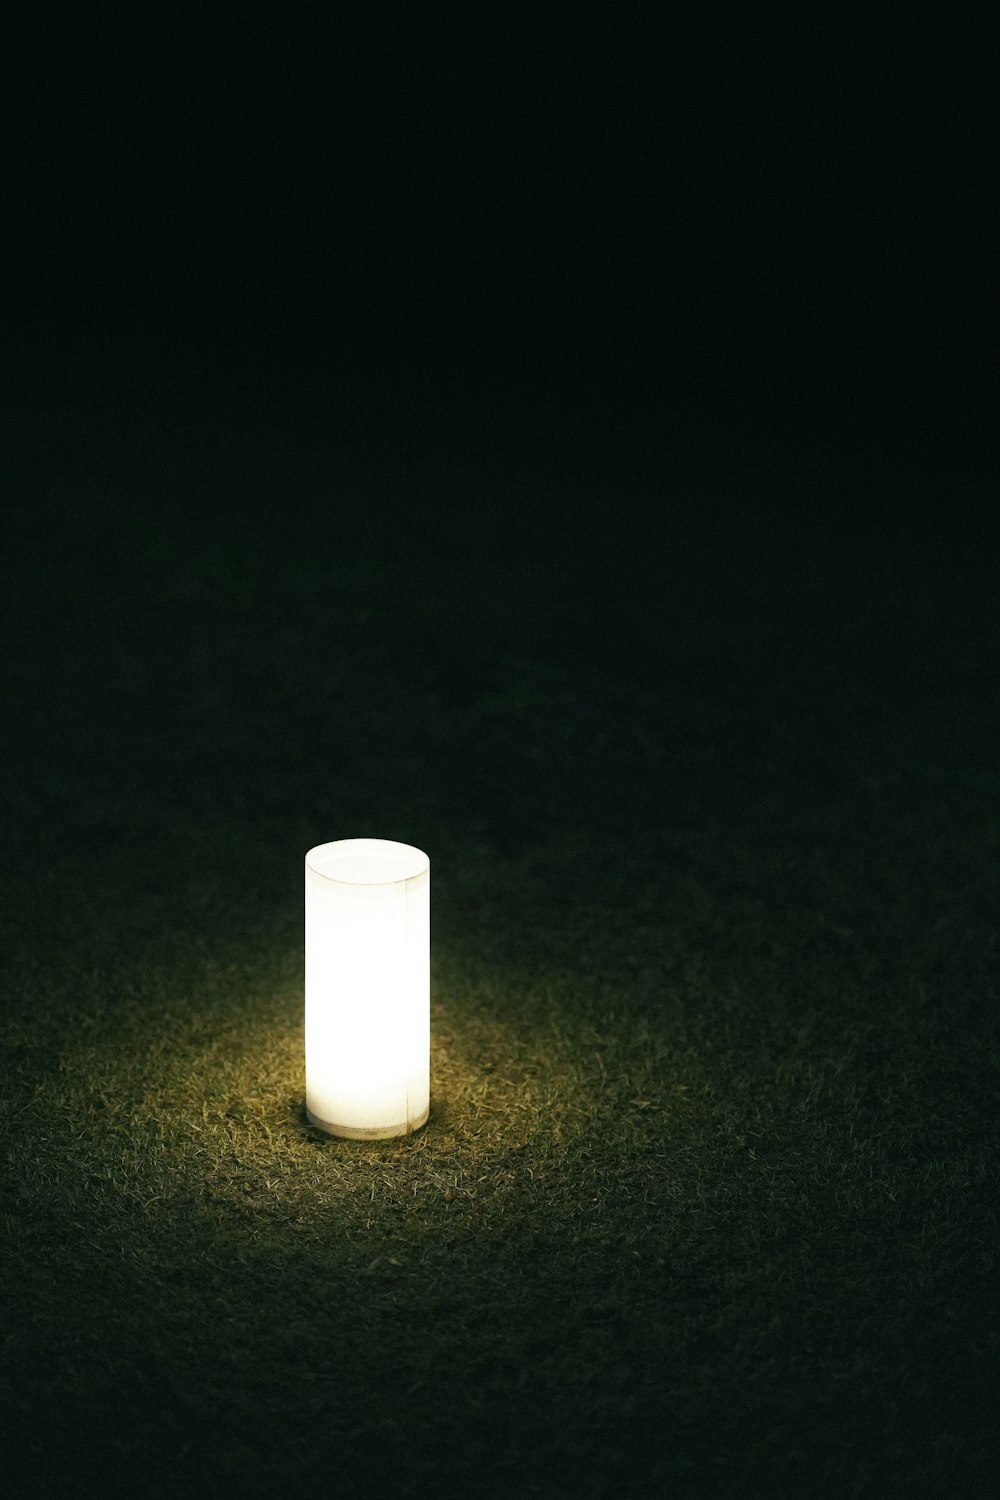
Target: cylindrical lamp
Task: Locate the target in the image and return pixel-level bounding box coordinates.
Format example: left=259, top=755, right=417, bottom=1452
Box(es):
left=305, top=838, right=430, bottom=1138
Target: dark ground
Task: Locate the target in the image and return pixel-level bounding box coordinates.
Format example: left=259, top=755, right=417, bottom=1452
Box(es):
left=1, top=7, right=997, bottom=1498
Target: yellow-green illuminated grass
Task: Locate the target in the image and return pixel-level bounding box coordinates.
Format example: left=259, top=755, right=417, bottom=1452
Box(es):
left=4, top=872, right=995, bottom=1500
left=1, top=412, right=997, bottom=1498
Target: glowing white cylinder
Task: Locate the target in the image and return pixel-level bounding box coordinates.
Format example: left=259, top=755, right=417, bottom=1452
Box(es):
left=305, top=838, right=430, bottom=1138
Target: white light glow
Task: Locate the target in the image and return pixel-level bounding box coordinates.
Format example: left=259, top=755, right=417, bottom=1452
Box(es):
left=305, top=838, right=430, bottom=1138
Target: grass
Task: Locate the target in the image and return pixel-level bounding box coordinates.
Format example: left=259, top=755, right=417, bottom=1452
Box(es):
left=1, top=373, right=997, bottom=1497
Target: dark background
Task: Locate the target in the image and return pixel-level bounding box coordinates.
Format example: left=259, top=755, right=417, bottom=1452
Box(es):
left=3, top=4, right=990, bottom=493
left=1, top=6, right=996, bottom=1499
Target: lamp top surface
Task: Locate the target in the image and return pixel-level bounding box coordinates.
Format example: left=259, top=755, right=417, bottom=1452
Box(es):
left=305, top=838, right=429, bottom=886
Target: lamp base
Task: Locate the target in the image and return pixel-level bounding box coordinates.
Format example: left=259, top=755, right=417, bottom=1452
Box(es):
left=305, top=1103, right=429, bottom=1139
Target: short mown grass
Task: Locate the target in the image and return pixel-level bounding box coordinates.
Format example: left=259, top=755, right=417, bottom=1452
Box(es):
left=1, top=382, right=997, bottom=1497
